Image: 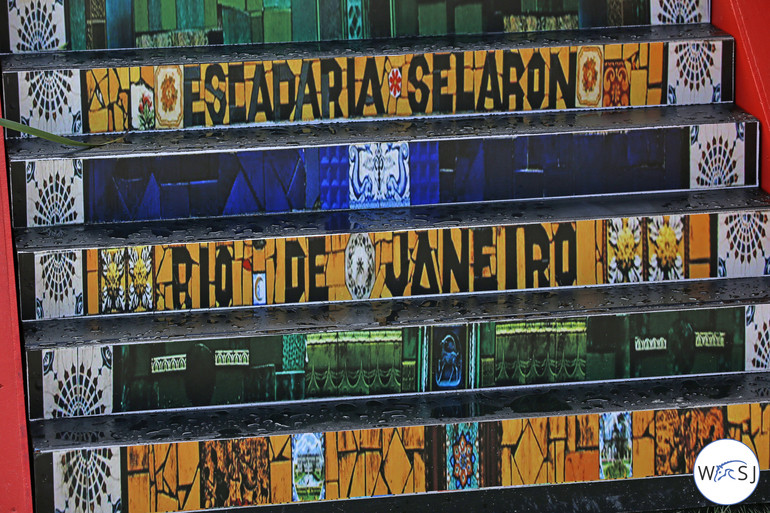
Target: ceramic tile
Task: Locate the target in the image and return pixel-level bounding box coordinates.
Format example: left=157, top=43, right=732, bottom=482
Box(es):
left=18, top=69, right=82, bottom=134
left=34, top=250, right=83, bottom=319
left=8, top=0, right=66, bottom=52
left=746, top=305, right=770, bottom=371
left=717, top=212, right=770, bottom=278
left=348, top=142, right=411, bottom=209
left=292, top=433, right=325, bottom=501
left=667, top=40, right=722, bottom=105
left=25, top=159, right=84, bottom=226
left=651, top=0, right=709, bottom=24
left=689, top=123, right=746, bottom=188
left=599, top=412, right=632, bottom=479
left=53, top=447, right=120, bottom=513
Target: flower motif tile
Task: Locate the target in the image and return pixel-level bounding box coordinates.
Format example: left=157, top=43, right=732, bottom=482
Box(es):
left=100, top=248, right=126, bottom=314
left=154, top=65, right=183, bottom=129
left=8, top=0, right=66, bottom=53
left=651, top=0, right=709, bottom=24
left=600, top=412, right=632, bottom=479
left=717, top=212, right=770, bottom=278
left=344, top=233, right=376, bottom=300
left=689, top=123, right=746, bottom=188
left=42, top=345, right=113, bottom=418
left=130, top=80, right=155, bottom=130
left=576, top=46, right=603, bottom=107
left=603, top=59, right=630, bottom=107
left=292, top=433, right=325, bottom=501
left=607, top=218, right=643, bottom=283
left=25, top=159, right=84, bottom=226
left=667, top=41, right=722, bottom=105
left=745, top=305, right=770, bottom=371
left=348, top=142, right=410, bottom=209
left=127, top=246, right=153, bottom=312
left=19, top=69, right=82, bottom=134
left=53, top=447, right=121, bottom=513
left=446, top=423, right=479, bottom=490
left=647, top=215, right=685, bottom=281
left=34, top=250, right=83, bottom=319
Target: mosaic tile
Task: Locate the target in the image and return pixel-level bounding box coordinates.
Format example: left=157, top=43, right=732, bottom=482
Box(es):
left=130, top=70, right=156, bottom=130
left=717, top=212, right=770, bottom=278
left=599, top=412, right=632, bottom=479
left=24, top=159, right=83, bottom=227
left=85, top=67, right=130, bottom=133
left=654, top=407, right=725, bottom=475
left=126, top=442, right=201, bottom=512
left=8, top=0, right=66, bottom=52
left=42, top=345, right=113, bottom=418
left=127, top=246, right=154, bottom=312
left=690, top=123, right=746, bottom=188
left=100, top=248, right=126, bottom=314
left=651, top=0, right=709, bottom=24
left=201, top=438, right=271, bottom=507
left=576, top=46, right=603, bottom=107
left=446, top=423, right=479, bottom=490
left=348, top=142, right=411, bottom=209
left=34, top=250, right=83, bottom=319
left=647, top=215, right=685, bottom=281
left=155, top=65, right=184, bottom=128
left=667, top=40, right=722, bottom=105
left=746, top=305, right=770, bottom=371
left=53, top=447, right=120, bottom=513
left=18, top=69, right=82, bottom=134
left=344, top=233, right=376, bottom=300
left=292, top=433, right=324, bottom=501
left=606, top=218, right=643, bottom=283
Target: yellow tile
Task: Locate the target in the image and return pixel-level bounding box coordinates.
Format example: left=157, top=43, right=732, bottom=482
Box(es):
left=364, top=451, right=382, bottom=496
left=604, top=44, right=622, bottom=61
left=325, top=433, right=338, bottom=481
left=401, top=426, right=424, bottom=450
left=646, top=87, right=662, bottom=105
left=349, top=453, right=366, bottom=498
left=630, top=69, right=648, bottom=106
left=648, top=42, right=665, bottom=84
left=326, top=482, right=339, bottom=500
left=551, top=416, right=566, bottom=440
left=128, top=473, right=150, bottom=513
left=413, top=452, right=426, bottom=492
left=183, top=476, right=200, bottom=511
left=633, top=436, right=655, bottom=478
left=502, top=419, right=522, bottom=446
left=501, top=447, right=513, bottom=486
left=338, top=451, right=357, bottom=497
left=270, top=459, right=292, bottom=504
left=360, top=429, right=381, bottom=450
left=553, top=440, right=565, bottom=483
left=728, top=403, right=751, bottom=424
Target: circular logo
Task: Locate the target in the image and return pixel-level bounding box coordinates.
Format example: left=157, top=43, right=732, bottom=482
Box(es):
left=345, top=233, right=375, bottom=300
left=693, top=439, right=760, bottom=505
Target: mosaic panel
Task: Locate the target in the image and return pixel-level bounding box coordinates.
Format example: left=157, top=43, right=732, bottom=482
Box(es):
left=13, top=121, right=757, bottom=228
left=667, top=40, right=723, bottom=105
left=24, top=159, right=84, bottom=227
left=746, top=305, right=770, bottom=371
left=7, top=0, right=689, bottom=53
left=53, top=447, right=120, bottom=513
left=17, top=69, right=82, bottom=134
left=23, top=209, right=770, bottom=320
left=37, top=403, right=770, bottom=511
left=42, top=345, right=113, bottom=418
left=717, top=212, right=770, bottom=278
left=126, top=442, right=201, bottom=512
left=4, top=40, right=728, bottom=136
left=690, top=123, right=746, bottom=188
left=31, top=305, right=749, bottom=419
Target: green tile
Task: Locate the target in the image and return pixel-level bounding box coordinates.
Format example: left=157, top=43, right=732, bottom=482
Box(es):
left=418, top=1, right=447, bottom=36
left=563, top=0, right=579, bottom=11
left=177, top=0, right=205, bottom=29
left=394, top=0, right=417, bottom=36
left=247, top=0, right=264, bottom=10
left=218, top=0, right=247, bottom=9
left=222, top=6, right=252, bottom=44
left=251, top=12, right=264, bottom=42
left=454, top=3, right=482, bottom=34
left=264, top=8, right=292, bottom=42
left=318, top=0, right=343, bottom=39
left=69, top=0, right=86, bottom=49
left=264, top=0, right=290, bottom=7
left=291, top=0, right=318, bottom=41
left=134, top=0, right=149, bottom=33
left=161, top=0, right=178, bottom=30
left=204, top=0, right=218, bottom=28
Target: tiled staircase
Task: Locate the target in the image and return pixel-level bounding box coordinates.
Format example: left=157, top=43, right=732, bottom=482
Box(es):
left=3, top=1, right=769, bottom=512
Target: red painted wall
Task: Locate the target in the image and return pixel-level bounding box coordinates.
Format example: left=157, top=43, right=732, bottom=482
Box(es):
left=713, top=0, right=770, bottom=191
left=0, top=2, right=765, bottom=511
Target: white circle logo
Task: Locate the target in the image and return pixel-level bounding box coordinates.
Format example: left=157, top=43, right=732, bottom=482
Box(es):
left=693, top=439, right=760, bottom=505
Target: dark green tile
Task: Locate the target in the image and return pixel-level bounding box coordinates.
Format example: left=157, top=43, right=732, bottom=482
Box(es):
left=291, top=0, right=318, bottom=41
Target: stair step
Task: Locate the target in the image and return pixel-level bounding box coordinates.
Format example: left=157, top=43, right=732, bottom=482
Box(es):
left=1, top=25, right=733, bottom=137
left=23, top=275, right=770, bottom=420
left=8, top=105, right=758, bottom=228
left=28, top=373, right=770, bottom=511
left=14, top=188, right=770, bottom=320
left=4, top=0, right=711, bottom=54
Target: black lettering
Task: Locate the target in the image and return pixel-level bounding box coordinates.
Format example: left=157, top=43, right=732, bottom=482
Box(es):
left=412, top=231, right=440, bottom=295
left=473, top=228, right=497, bottom=291
left=183, top=65, right=205, bottom=127
left=321, top=59, right=343, bottom=119
left=273, top=62, right=297, bottom=121
left=285, top=239, right=305, bottom=304
left=527, top=52, right=546, bottom=110
left=433, top=53, right=452, bottom=113
left=172, top=246, right=194, bottom=310
left=477, top=51, right=502, bottom=112
left=248, top=63, right=274, bottom=121
left=504, top=226, right=519, bottom=290
left=295, top=60, right=321, bottom=121
left=525, top=224, right=550, bottom=288
left=228, top=62, right=246, bottom=123
left=308, top=237, right=328, bottom=302
left=503, top=51, right=525, bottom=111
left=385, top=232, right=409, bottom=296
left=548, top=50, right=576, bottom=109
left=455, top=52, right=474, bottom=111
left=408, top=54, right=430, bottom=114
left=215, top=245, right=233, bottom=307
left=205, top=63, right=227, bottom=125
left=355, top=57, right=385, bottom=115
left=553, top=223, right=577, bottom=286
left=442, top=229, right=468, bottom=293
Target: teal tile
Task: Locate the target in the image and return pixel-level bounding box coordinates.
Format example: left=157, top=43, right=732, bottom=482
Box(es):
left=222, top=6, right=252, bottom=44
left=454, top=3, right=482, bottom=34
left=177, top=0, right=205, bottom=29
left=418, top=1, right=447, bottom=36
left=291, top=0, right=318, bottom=41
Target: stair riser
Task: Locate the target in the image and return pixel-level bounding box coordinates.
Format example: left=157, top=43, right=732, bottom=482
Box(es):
left=4, top=0, right=711, bottom=53
left=25, top=303, right=767, bottom=420
left=17, top=209, right=770, bottom=320
left=1, top=38, right=733, bottom=136
left=10, top=120, right=758, bottom=228
left=32, top=401, right=769, bottom=512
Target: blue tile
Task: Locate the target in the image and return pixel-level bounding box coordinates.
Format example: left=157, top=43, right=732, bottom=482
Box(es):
left=453, top=140, right=484, bottom=202
left=319, top=146, right=349, bottom=210
left=264, top=150, right=306, bottom=212
left=409, top=142, right=439, bottom=206
left=482, top=139, right=514, bottom=201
